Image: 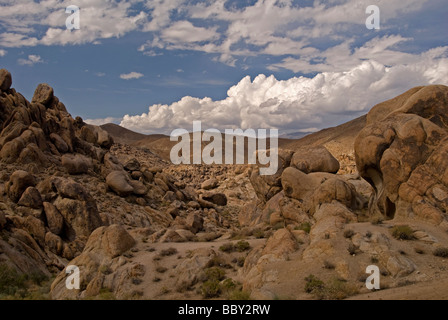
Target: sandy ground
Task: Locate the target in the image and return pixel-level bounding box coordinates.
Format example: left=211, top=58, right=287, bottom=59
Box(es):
left=348, top=277, right=448, bottom=300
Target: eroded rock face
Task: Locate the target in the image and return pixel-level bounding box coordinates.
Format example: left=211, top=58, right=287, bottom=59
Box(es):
left=6, top=170, right=36, bottom=203
left=0, top=69, right=12, bottom=92
left=355, top=85, right=448, bottom=225
left=50, top=225, right=138, bottom=300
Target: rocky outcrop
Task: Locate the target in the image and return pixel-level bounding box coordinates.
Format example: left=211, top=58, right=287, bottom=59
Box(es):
left=50, top=225, right=140, bottom=300
left=290, top=146, right=340, bottom=174
left=355, top=85, right=448, bottom=226
left=0, top=70, right=113, bottom=169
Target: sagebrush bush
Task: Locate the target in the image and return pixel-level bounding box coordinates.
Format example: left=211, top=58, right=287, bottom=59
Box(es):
left=201, top=280, right=221, bottom=298
left=205, top=267, right=226, bottom=281
left=219, top=243, right=235, bottom=253
left=297, top=222, right=312, bottom=234
left=236, top=240, right=251, bottom=252
left=391, top=225, right=415, bottom=240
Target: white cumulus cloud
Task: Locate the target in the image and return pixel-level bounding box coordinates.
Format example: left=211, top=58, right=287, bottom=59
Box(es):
left=0, top=49, right=6, bottom=57
left=120, top=47, right=448, bottom=135
left=17, top=54, right=43, bottom=66
left=120, top=72, right=144, bottom=80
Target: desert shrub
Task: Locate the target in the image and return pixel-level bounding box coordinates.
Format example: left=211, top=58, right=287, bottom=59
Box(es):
left=205, top=267, right=226, bottom=282
left=304, top=275, right=358, bottom=300
left=96, top=288, right=116, bottom=300
left=28, top=271, right=49, bottom=286
left=297, top=222, right=312, bottom=234
left=366, top=231, right=373, bottom=239
left=343, top=229, right=355, bottom=239
left=325, top=279, right=359, bottom=300
left=201, top=280, right=221, bottom=298
left=391, top=225, right=415, bottom=240
left=206, top=256, right=226, bottom=268
left=219, top=243, right=235, bottom=253
left=228, top=290, right=251, bottom=300
left=370, top=256, right=379, bottom=264
left=221, top=278, right=237, bottom=293
left=323, top=260, right=335, bottom=270
left=304, top=275, right=325, bottom=294
left=236, top=240, right=251, bottom=252
left=433, top=247, right=448, bottom=258
left=160, top=248, right=178, bottom=256
left=0, top=264, right=27, bottom=296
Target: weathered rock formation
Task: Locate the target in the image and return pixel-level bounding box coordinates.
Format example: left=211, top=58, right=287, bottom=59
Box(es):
left=355, top=85, right=448, bottom=227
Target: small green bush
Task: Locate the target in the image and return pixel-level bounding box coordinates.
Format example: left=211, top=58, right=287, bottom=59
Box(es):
left=304, top=275, right=325, bottom=294
left=205, top=267, right=226, bottom=281
left=0, top=264, right=27, bottom=296
left=201, top=280, right=221, bottom=298
left=304, top=275, right=358, bottom=300
left=219, top=243, right=235, bottom=253
left=297, top=222, right=312, bottom=234
left=236, top=240, right=251, bottom=252
left=325, top=279, right=359, bottom=300
left=28, top=271, right=49, bottom=286
left=391, top=225, right=415, bottom=240
left=228, top=290, right=251, bottom=300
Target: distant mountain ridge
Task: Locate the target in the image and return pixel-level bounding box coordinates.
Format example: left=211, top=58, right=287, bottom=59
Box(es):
left=101, top=115, right=367, bottom=161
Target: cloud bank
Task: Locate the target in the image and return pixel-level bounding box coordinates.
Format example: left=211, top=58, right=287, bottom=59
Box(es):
left=121, top=46, right=448, bottom=135
left=0, top=0, right=442, bottom=72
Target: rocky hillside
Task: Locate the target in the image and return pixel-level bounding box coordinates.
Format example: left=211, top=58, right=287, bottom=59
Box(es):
left=1, top=68, right=448, bottom=300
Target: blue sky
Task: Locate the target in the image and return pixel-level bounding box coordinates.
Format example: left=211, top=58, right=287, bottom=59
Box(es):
left=0, top=0, right=447, bottom=135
